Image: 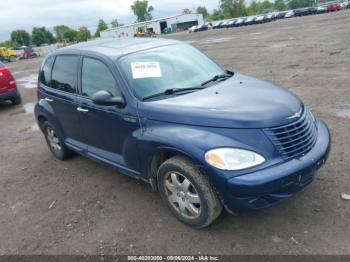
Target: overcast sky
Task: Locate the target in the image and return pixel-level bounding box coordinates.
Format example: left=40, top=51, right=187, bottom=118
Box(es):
left=0, top=0, right=219, bottom=41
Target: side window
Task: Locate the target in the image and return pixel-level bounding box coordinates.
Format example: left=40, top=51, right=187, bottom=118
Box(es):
left=82, top=57, right=119, bottom=98
left=51, top=55, right=79, bottom=93
left=39, top=56, right=54, bottom=86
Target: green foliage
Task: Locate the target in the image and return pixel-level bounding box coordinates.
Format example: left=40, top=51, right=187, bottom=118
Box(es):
left=111, top=19, right=120, bottom=28
left=10, top=30, right=31, bottom=47
left=32, top=27, right=55, bottom=46
left=212, top=0, right=294, bottom=20
left=197, top=6, right=209, bottom=18
left=287, top=0, right=314, bottom=9
left=131, top=0, right=154, bottom=22
left=95, top=19, right=108, bottom=37
left=219, top=0, right=235, bottom=17
left=0, top=40, right=14, bottom=48
left=232, top=0, right=248, bottom=17
left=182, top=8, right=192, bottom=14
left=63, top=29, right=78, bottom=42
left=53, top=25, right=71, bottom=42
left=219, top=0, right=247, bottom=18
left=208, top=9, right=225, bottom=21
left=274, top=0, right=287, bottom=10
left=77, top=27, right=91, bottom=42
left=247, top=0, right=260, bottom=15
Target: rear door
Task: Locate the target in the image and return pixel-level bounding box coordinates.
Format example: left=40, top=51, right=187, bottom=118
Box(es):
left=39, top=55, right=86, bottom=151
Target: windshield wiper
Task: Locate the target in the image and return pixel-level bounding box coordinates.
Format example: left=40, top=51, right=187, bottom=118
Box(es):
left=142, top=87, right=205, bottom=101
left=200, top=72, right=233, bottom=87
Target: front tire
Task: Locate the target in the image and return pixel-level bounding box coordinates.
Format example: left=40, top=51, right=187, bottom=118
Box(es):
left=157, top=156, right=223, bottom=228
left=9, top=56, right=16, bottom=62
left=43, top=121, right=73, bottom=160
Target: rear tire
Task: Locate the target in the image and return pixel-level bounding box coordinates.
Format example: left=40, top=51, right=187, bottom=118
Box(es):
left=43, top=121, right=73, bottom=160
left=157, top=156, right=223, bottom=228
left=11, top=95, right=21, bottom=105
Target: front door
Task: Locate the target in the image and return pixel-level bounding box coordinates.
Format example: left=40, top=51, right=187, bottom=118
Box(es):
left=78, top=57, right=141, bottom=174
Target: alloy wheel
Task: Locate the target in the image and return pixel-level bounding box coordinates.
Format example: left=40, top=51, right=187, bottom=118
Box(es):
left=163, top=171, right=201, bottom=219
left=46, top=127, right=62, bottom=152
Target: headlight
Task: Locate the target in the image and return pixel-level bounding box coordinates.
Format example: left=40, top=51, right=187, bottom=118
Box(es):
left=205, top=148, right=265, bottom=171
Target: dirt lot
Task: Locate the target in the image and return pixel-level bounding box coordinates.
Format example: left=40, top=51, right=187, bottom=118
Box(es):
left=0, top=11, right=349, bottom=255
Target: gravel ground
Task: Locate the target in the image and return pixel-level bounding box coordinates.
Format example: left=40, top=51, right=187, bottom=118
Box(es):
left=0, top=10, right=349, bottom=255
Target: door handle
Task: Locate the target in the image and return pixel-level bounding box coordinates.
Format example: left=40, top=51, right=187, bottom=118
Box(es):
left=77, top=107, right=89, bottom=113
left=45, top=97, right=54, bottom=102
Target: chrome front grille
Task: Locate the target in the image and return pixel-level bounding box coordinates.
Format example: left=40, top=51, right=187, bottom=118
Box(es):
left=264, top=108, right=317, bottom=159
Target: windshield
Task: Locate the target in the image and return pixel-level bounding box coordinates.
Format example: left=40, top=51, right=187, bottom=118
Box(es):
left=118, top=44, right=226, bottom=100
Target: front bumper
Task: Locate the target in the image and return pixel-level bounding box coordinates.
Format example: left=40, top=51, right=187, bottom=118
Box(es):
left=0, top=89, right=20, bottom=101
left=223, top=119, right=331, bottom=213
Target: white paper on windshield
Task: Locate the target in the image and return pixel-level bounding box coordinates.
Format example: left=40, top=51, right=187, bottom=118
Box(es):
left=131, top=62, right=162, bottom=79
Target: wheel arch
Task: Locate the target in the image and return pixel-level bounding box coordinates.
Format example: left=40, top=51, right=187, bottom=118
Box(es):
left=35, top=109, right=65, bottom=141
left=148, top=146, right=203, bottom=190
left=37, top=114, right=48, bottom=131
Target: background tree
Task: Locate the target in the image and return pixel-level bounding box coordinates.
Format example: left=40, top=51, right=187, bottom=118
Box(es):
left=10, top=30, right=31, bottom=46
left=131, top=0, right=154, bottom=22
left=182, top=8, right=192, bottom=14
left=259, top=0, right=273, bottom=11
left=0, top=40, right=15, bottom=48
left=232, top=0, right=247, bottom=17
left=94, top=19, right=108, bottom=37
left=247, top=0, right=259, bottom=15
left=111, top=19, right=119, bottom=28
left=274, top=0, right=286, bottom=10
left=196, top=6, right=209, bottom=18
left=77, top=26, right=91, bottom=42
left=53, top=25, right=71, bottom=42
left=32, top=27, right=55, bottom=46
left=220, top=0, right=235, bottom=18
left=63, top=29, right=78, bottom=42
left=208, top=9, right=225, bottom=21
left=111, top=19, right=124, bottom=28
left=287, top=0, right=313, bottom=9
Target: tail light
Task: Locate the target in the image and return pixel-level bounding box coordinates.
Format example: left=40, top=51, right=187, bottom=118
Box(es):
left=0, top=67, right=17, bottom=91
left=0, top=68, right=10, bottom=77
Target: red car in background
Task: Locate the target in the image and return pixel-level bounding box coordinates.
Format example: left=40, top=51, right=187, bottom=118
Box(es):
left=0, top=61, right=21, bottom=105
left=326, top=2, right=341, bottom=12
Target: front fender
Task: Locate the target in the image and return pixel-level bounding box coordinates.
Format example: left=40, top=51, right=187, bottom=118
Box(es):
left=138, top=119, right=277, bottom=181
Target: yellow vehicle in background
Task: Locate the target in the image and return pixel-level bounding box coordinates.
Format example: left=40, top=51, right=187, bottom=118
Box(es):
left=134, top=27, right=155, bottom=37
left=0, top=47, right=19, bottom=62
left=57, top=39, right=72, bottom=48
left=134, top=27, right=146, bottom=37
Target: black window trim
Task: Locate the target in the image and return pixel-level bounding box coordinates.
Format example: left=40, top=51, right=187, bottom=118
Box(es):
left=43, top=54, right=80, bottom=95
left=39, top=55, right=55, bottom=88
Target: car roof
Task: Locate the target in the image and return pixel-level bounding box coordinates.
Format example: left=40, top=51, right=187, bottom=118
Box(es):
left=54, top=37, right=181, bottom=59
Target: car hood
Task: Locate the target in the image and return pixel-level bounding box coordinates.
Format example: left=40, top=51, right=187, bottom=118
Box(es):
left=138, top=74, right=303, bottom=128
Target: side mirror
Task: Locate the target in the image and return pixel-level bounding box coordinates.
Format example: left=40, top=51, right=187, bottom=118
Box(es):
left=92, top=90, right=125, bottom=107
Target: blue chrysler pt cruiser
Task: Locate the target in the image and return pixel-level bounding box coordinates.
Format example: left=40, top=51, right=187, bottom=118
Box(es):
left=35, top=38, right=331, bottom=228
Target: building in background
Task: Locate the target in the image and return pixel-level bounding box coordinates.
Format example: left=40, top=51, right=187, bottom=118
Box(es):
left=100, top=13, right=204, bottom=38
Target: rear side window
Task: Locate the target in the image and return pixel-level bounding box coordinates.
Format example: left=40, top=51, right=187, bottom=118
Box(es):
left=39, top=56, right=54, bottom=86
left=81, top=57, right=119, bottom=98
left=51, top=55, right=79, bottom=93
